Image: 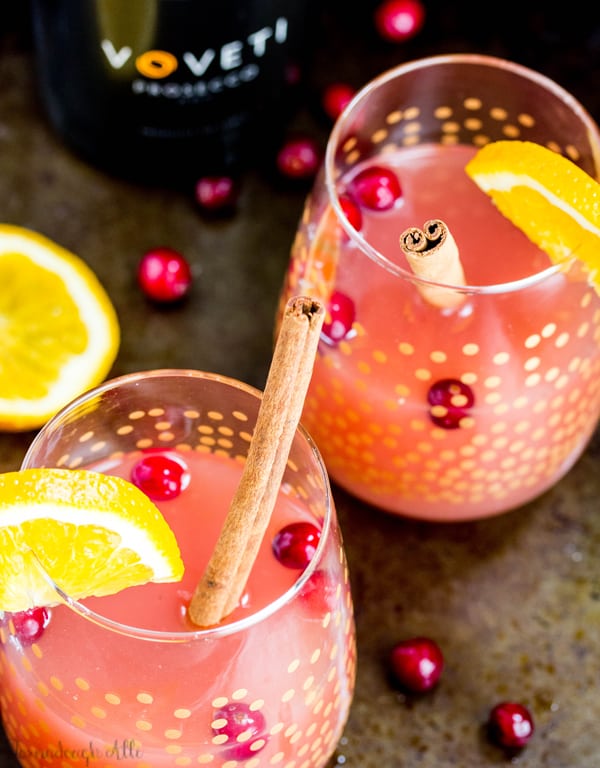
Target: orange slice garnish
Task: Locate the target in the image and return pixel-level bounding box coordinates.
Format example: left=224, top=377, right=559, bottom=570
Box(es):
left=0, top=469, right=183, bottom=611
left=465, top=140, right=600, bottom=288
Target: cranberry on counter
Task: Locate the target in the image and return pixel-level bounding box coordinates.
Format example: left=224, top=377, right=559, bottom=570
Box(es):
left=374, top=0, right=425, bottom=42
left=276, top=136, right=322, bottom=180
left=322, top=83, right=356, bottom=121
left=194, top=176, right=238, bottom=212
left=390, top=636, right=444, bottom=693
left=488, top=701, right=535, bottom=750
left=137, top=247, right=192, bottom=303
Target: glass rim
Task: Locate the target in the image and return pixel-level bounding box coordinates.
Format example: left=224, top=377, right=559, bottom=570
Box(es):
left=20, top=368, right=335, bottom=644
left=325, top=52, right=600, bottom=296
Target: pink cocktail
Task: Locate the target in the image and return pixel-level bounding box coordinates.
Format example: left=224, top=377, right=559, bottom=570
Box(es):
left=280, top=54, right=600, bottom=521
left=0, top=370, right=356, bottom=767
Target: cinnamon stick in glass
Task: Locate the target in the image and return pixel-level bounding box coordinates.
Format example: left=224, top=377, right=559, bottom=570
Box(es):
left=400, top=219, right=467, bottom=309
left=188, top=296, right=325, bottom=627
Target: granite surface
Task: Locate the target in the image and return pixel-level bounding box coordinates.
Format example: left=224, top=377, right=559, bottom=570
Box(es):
left=1, top=4, right=600, bottom=767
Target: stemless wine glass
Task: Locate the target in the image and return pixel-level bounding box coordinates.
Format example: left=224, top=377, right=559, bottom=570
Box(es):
left=280, top=53, right=600, bottom=521
left=0, top=369, right=356, bottom=768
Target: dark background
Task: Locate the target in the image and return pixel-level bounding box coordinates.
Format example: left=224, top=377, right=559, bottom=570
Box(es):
left=4, top=3, right=600, bottom=156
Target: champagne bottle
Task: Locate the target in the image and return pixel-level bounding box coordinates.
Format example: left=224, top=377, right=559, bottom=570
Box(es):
left=31, top=0, right=312, bottom=185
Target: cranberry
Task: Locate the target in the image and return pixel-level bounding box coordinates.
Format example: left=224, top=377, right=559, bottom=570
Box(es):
left=299, top=568, right=337, bottom=613
left=7, top=607, right=51, bottom=645
left=322, top=290, right=356, bottom=344
left=130, top=452, right=190, bottom=501
left=322, top=83, right=355, bottom=121
left=488, top=701, right=535, bottom=750
left=276, top=136, right=322, bottom=180
left=137, top=247, right=192, bottom=303
left=390, top=636, right=444, bottom=693
left=374, top=0, right=425, bottom=42
left=349, top=165, right=402, bottom=211
left=212, top=702, right=268, bottom=760
left=339, top=194, right=363, bottom=233
left=272, top=522, right=321, bottom=569
left=194, top=176, right=238, bottom=212
left=427, top=378, right=475, bottom=429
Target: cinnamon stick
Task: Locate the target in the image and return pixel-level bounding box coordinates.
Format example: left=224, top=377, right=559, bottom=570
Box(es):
left=399, top=219, right=466, bottom=309
left=188, top=296, right=325, bottom=627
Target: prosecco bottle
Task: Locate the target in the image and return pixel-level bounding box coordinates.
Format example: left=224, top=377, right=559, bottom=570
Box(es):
left=31, top=0, right=313, bottom=184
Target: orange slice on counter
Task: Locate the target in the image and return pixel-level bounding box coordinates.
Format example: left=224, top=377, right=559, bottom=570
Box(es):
left=0, top=468, right=184, bottom=612
left=0, top=224, right=120, bottom=432
left=465, top=140, right=600, bottom=289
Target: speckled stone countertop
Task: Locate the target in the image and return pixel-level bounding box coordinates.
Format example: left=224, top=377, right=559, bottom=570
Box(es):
left=1, top=4, right=600, bottom=767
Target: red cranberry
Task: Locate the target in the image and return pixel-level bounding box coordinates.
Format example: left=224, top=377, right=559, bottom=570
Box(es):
left=488, top=701, right=535, bottom=750
left=8, top=607, right=51, bottom=645
left=374, top=0, right=425, bottom=42
left=322, top=83, right=355, bottom=121
left=212, top=702, right=268, bottom=760
left=322, top=290, right=356, bottom=344
left=349, top=165, right=402, bottom=211
left=272, top=522, right=321, bottom=569
left=130, top=452, right=190, bottom=501
left=427, top=378, right=475, bottom=429
left=137, top=247, right=192, bottom=303
left=299, top=568, right=337, bottom=614
left=276, top=136, right=322, bottom=180
left=339, top=194, right=363, bottom=233
left=390, top=636, right=444, bottom=693
left=194, top=176, right=238, bottom=211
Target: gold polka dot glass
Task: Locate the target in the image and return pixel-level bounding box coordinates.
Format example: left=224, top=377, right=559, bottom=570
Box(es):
left=0, top=370, right=356, bottom=768
left=280, top=54, right=600, bottom=520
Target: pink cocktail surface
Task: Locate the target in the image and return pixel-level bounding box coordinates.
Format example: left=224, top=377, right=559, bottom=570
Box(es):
left=282, top=143, right=600, bottom=520
left=0, top=450, right=355, bottom=768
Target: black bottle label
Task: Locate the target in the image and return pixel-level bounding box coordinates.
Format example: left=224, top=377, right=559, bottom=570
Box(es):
left=32, top=0, right=311, bottom=181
